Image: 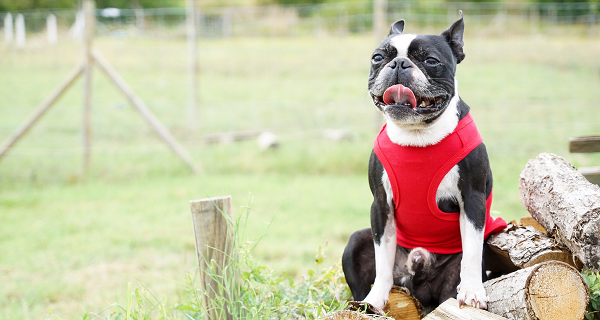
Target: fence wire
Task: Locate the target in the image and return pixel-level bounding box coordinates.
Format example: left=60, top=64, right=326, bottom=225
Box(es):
left=1, top=1, right=600, bottom=39
left=1, top=2, right=599, bottom=164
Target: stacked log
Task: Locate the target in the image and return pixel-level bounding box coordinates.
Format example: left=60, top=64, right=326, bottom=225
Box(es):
left=383, top=286, right=422, bottom=320
left=428, top=153, right=594, bottom=320
left=484, top=261, right=589, bottom=320
left=422, top=263, right=589, bottom=320
left=325, top=288, right=422, bottom=320
left=331, top=153, right=597, bottom=320
left=485, top=223, right=581, bottom=273
left=518, top=217, right=546, bottom=234
left=423, top=298, right=508, bottom=320
left=519, top=153, right=600, bottom=271
left=323, top=310, right=375, bottom=320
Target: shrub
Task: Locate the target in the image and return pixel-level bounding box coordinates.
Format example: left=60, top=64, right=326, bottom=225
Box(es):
left=582, top=266, right=600, bottom=320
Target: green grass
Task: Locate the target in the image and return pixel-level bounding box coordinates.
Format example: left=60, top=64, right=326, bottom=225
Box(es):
left=1, top=31, right=600, bottom=319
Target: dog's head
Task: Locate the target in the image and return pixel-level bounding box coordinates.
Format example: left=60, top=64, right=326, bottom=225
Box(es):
left=369, top=13, right=465, bottom=126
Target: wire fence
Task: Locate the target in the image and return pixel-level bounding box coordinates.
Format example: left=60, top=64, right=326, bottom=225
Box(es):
left=1, top=1, right=600, bottom=40
left=1, top=2, right=600, bottom=171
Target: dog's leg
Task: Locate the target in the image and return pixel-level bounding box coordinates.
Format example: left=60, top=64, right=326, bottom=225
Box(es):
left=456, top=145, right=491, bottom=309
left=363, top=163, right=397, bottom=310
left=342, top=228, right=376, bottom=301
left=457, top=214, right=487, bottom=308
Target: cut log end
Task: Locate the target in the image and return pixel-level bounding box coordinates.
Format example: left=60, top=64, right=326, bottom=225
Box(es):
left=383, top=286, right=422, bottom=320
left=485, top=261, right=589, bottom=320
left=526, top=263, right=589, bottom=320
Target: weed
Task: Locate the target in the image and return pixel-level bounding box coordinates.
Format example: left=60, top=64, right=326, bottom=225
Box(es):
left=583, top=265, right=600, bottom=320
left=78, top=195, right=352, bottom=320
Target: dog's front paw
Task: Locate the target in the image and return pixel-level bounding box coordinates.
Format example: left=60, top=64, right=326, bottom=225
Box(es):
left=457, top=282, right=488, bottom=309
left=363, top=289, right=389, bottom=310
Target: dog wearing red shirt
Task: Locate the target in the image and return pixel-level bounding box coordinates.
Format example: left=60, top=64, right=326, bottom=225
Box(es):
left=341, top=13, right=506, bottom=314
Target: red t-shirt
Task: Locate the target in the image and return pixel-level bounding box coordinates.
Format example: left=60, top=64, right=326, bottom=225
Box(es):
left=373, top=113, right=507, bottom=254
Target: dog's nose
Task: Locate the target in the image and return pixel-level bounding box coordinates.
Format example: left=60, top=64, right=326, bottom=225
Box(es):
left=389, top=57, right=412, bottom=70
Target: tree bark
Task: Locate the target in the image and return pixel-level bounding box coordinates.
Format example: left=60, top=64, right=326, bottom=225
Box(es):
left=519, top=152, right=600, bottom=271
left=484, top=261, right=589, bottom=320
left=485, top=223, right=581, bottom=274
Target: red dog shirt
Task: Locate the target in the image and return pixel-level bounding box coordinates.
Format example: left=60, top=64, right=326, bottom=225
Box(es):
left=374, top=113, right=507, bottom=254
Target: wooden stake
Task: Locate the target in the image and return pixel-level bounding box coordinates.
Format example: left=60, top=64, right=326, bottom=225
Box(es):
left=190, top=196, right=234, bottom=320
left=92, top=49, right=200, bottom=174
left=0, top=63, right=83, bottom=162
left=83, top=0, right=95, bottom=171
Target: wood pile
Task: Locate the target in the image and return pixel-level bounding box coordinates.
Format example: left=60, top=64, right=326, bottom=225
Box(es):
left=329, top=153, right=597, bottom=320
left=519, top=153, right=600, bottom=271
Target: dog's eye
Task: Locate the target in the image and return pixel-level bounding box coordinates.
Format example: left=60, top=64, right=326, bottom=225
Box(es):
left=372, top=54, right=384, bottom=63
left=424, top=57, right=440, bottom=66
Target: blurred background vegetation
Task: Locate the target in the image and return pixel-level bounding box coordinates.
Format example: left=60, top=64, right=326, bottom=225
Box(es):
left=2, top=0, right=599, bottom=11
left=1, top=0, right=600, bottom=318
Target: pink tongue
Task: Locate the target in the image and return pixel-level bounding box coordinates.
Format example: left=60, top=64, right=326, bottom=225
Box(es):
left=383, top=84, right=417, bottom=109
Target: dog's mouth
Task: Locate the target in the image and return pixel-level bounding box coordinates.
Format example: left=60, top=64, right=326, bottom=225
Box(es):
left=371, top=84, right=447, bottom=115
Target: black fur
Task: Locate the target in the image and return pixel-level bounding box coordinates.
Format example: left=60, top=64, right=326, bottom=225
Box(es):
left=343, top=104, right=492, bottom=311
left=343, top=14, right=494, bottom=312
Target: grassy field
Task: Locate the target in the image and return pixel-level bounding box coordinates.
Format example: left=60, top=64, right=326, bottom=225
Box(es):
left=1, top=30, right=600, bottom=319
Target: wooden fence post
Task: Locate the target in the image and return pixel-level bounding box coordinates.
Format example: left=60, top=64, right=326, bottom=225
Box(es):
left=83, top=0, right=95, bottom=171
left=186, top=0, right=199, bottom=131
left=4, top=13, right=13, bottom=43
left=15, top=14, right=25, bottom=47
left=190, top=196, right=235, bottom=320
left=47, top=13, right=57, bottom=45
left=372, top=0, right=387, bottom=133
left=0, top=63, right=83, bottom=162
left=92, top=48, right=200, bottom=174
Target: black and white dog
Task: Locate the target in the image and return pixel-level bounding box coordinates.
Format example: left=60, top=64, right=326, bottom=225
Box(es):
left=342, top=13, right=506, bottom=313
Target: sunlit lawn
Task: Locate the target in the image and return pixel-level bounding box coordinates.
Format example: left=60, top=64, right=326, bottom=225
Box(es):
left=1, top=30, right=599, bottom=318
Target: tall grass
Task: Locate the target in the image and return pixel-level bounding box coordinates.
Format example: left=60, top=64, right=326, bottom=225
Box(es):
left=73, top=196, right=352, bottom=320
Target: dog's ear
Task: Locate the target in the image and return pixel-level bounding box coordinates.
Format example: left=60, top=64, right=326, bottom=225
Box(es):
left=441, top=11, right=465, bottom=64
left=388, top=20, right=405, bottom=36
